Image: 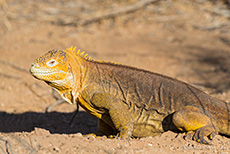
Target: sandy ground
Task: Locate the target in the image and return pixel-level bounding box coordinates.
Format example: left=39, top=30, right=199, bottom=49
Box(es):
left=0, top=0, right=230, bottom=153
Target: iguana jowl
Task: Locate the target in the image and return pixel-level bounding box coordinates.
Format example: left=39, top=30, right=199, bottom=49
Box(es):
left=30, top=47, right=230, bottom=144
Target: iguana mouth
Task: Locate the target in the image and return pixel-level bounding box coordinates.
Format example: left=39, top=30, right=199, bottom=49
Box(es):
left=31, top=71, right=58, bottom=75
left=30, top=68, right=65, bottom=75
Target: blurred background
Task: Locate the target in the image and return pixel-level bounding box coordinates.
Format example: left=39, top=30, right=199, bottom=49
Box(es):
left=0, top=0, right=230, bottom=153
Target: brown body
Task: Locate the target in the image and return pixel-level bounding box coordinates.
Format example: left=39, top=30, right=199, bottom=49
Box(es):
left=30, top=47, right=230, bottom=144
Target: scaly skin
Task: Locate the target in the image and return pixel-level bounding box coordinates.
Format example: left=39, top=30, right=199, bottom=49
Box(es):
left=30, top=47, right=230, bottom=144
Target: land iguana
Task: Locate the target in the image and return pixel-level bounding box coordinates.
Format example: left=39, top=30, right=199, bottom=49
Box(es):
left=30, top=47, right=230, bottom=144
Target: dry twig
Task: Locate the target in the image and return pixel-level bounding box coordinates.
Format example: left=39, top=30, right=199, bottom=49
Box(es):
left=45, top=89, right=66, bottom=112
left=0, top=145, right=7, bottom=154
left=0, top=60, right=28, bottom=73
left=46, top=89, right=80, bottom=125
left=0, top=0, right=12, bottom=31
left=69, top=103, right=80, bottom=125
left=193, top=23, right=230, bottom=31
left=56, top=0, right=160, bottom=27
left=45, top=99, right=66, bottom=112
left=10, top=135, right=37, bottom=154
left=0, top=72, right=21, bottom=80
left=0, top=137, right=14, bottom=154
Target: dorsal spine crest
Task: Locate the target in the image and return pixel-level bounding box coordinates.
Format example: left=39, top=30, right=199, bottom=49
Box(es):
left=65, top=46, right=92, bottom=61
left=65, top=46, right=123, bottom=65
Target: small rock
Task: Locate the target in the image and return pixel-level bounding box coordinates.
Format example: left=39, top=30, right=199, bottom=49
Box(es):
left=34, top=127, right=50, bottom=136
left=76, top=133, right=83, bottom=137
left=86, top=135, right=96, bottom=141
left=53, top=146, right=61, bottom=153
left=148, top=143, right=153, bottom=147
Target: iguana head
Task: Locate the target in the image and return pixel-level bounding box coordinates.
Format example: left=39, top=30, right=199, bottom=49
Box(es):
left=30, top=50, right=72, bottom=86
left=30, top=47, right=85, bottom=104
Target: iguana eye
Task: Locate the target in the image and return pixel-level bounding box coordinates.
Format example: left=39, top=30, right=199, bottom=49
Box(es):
left=46, top=59, right=58, bottom=67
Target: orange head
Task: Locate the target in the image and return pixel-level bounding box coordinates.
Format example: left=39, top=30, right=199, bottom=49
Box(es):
left=30, top=47, right=89, bottom=104
left=30, top=49, right=73, bottom=89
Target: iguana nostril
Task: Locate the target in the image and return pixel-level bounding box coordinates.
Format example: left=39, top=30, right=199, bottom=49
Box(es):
left=31, top=62, right=40, bottom=68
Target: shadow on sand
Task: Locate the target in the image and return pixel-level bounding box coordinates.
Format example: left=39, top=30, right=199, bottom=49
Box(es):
left=0, top=111, right=97, bottom=134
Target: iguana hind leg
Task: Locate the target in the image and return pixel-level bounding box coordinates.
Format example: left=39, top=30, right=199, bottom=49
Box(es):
left=172, top=106, right=217, bottom=144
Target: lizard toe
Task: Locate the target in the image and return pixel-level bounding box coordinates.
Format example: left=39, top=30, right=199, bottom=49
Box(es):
left=192, top=126, right=215, bottom=145
left=208, top=132, right=217, bottom=140
left=184, top=131, right=194, bottom=140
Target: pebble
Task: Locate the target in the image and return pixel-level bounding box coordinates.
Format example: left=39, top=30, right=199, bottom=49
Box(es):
left=53, top=146, right=61, bottom=153
left=148, top=143, right=153, bottom=147
left=34, top=127, right=50, bottom=136
left=76, top=133, right=83, bottom=137
left=87, top=135, right=96, bottom=141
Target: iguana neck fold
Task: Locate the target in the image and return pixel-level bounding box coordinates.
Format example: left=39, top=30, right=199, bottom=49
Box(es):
left=57, top=50, right=87, bottom=104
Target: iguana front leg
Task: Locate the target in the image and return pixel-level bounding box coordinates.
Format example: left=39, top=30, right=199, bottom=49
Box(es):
left=90, top=93, right=134, bottom=139
left=172, top=106, right=217, bottom=144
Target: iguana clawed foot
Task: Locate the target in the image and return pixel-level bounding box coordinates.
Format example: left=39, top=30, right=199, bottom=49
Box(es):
left=184, top=127, right=217, bottom=145
left=173, top=106, right=218, bottom=145
left=117, top=127, right=133, bottom=140
left=192, top=126, right=217, bottom=145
